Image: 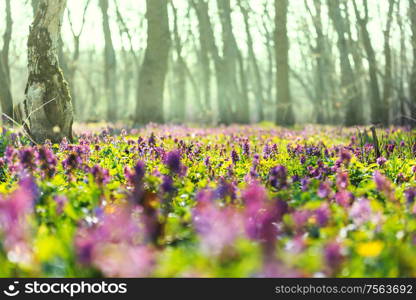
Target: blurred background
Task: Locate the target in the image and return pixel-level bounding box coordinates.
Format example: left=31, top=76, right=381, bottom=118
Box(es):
left=0, top=0, right=415, bottom=127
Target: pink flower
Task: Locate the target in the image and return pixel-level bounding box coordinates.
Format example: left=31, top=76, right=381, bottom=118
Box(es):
left=349, top=198, right=372, bottom=226
left=92, top=244, right=154, bottom=278
left=192, top=198, right=242, bottom=255
left=335, top=190, right=353, bottom=208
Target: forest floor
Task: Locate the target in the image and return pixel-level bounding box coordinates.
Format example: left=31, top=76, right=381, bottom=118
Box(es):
left=0, top=124, right=415, bottom=277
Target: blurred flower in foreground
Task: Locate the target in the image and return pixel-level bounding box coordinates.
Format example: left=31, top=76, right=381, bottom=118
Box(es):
left=0, top=176, right=37, bottom=266
left=373, top=171, right=395, bottom=201
left=75, top=207, right=155, bottom=277
left=349, top=198, right=371, bottom=226
left=192, top=189, right=242, bottom=256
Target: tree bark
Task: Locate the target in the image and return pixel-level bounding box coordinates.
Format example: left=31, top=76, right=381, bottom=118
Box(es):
left=135, top=0, right=170, bottom=124
left=22, top=0, right=73, bottom=143
left=275, top=0, right=294, bottom=126
left=238, top=0, right=264, bottom=122
left=327, top=0, right=363, bottom=126
left=353, top=0, right=384, bottom=125
left=99, top=0, right=118, bottom=122
left=170, top=2, right=187, bottom=123
left=410, top=0, right=416, bottom=126
left=0, top=0, right=13, bottom=121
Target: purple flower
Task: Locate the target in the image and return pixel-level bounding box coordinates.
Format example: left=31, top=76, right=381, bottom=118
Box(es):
left=164, top=150, right=182, bottom=174
left=336, top=172, right=349, bottom=190
left=91, top=165, right=110, bottom=186
left=75, top=207, right=155, bottom=277
left=314, top=204, right=330, bottom=227
left=269, top=165, right=287, bottom=189
left=374, top=171, right=395, bottom=200
left=405, top=188, right=416, bottom=204
left=300, top=178, right=310, bottom=191
left=37, top=146, right=57, bottom=178
left=231, top=149, right=239, bottom=164
left=242, top=141, right=250, bottom=157
left=317, top=182, right=331, bottom=199
left=376, top=157, right=387, bottom=166
left=243, top=183, right=282, bottom=242
left=161, top=175, right=175, bottom=194
left=335, top=190, right=353, bottom=207
left=349, top=198, right=372, bottom=225
left=340, top=149, right=351, bottom=164
left=192, top=198, right=242, bottom=255
left=324, top=242, right=344, bottom=273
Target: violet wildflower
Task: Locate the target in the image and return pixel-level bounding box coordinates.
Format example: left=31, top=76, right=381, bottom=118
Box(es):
left=349, top=198, right=372, bottom=226
left=314, top=204, right=330, bottom=227
left=231, top=149, right=239, bottom=164
left=242, top=141, right=250, bottom=157
left=37, top=146, right=57, bottom=178
left=269, top=165, right=287, bottom=189
left=340, top=149, right=351, bottom=164
left=336, top=172, right=349, bottom=190
left=317, top=182, right=331, bottom=199
left=335, top=190, right=353, bottom=208
left=91, top=165, right=110, bottom=186
left=324, top=242, right=344, bottom=274
left=405, top=188, right=416, bottom=205
left=374, top=171, right=395, bottom=201
left=192, top=198, right=242, bottom=255
left=300, top=178, right=310, bottom=192
left=164, top=150, right=182, bottom=174
left=376, top=156, right=387, bottom=166
left=161, top=175, right=175, bottom=194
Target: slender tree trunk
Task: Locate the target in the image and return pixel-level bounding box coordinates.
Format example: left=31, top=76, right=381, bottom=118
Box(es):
left=192, top=0, right=231, bottom=125
left=0, top=0, right=13, bottom=122
left=22, top=0, right=73, bottom=143
left=99, top=0, right=117, bottom=122
left=190, top=0, right=212, bottom=120
left=135, top=0, right=171, bottom=124
left=239, top=0, right=264, bottom=122
left=410, top=0, right=416, bottom=126
left=170, top=2, right=187, bottom=123
left=382, top=0, right=395, bottom=126
left=275, top=0, right=294, bottom=126
left=217, top=0, right=249, bottom=123
left=327, top=0, right=363, bottom=126
left=353, top=0, right=384, bottom=125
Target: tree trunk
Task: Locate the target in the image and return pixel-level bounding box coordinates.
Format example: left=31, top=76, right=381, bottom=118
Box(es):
left=382, top=0, right=395, bottom=126
left=22, top=0, right=73, bottom=143
left=191, top=0, right=212, bottom=119
left=410, top=0, right=416, bottom=127
left=327, top=0, right=363, bottom=126
left=0, top=0, right=13, bottom=122
left=275, top=0, right=294, bottom=126
left=99, top=0, right=117, bottom=122
left=135, top=0, right=170, bottom=124
left=239, top=0, right=264, bottom=122
left=353, top=0, right=384, bottom=125
left=217, top=0, right=249, bottom=124
left=170, top=2, right=187, bottom=123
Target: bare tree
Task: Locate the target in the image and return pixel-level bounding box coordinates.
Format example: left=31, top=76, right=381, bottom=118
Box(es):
left=0, top=0, right=13, bottom=121
left=410, top=0, right=416, bottom=126
left=135, top=0, right=171, bottom=124
left=19, top=0, right=73, bottom=143
left=99, top=0, right=118, bottom=122
left=275, top=0, right=294, bottom=125
left=353, top=0, right=385, bottom=125
left=238, top=0, right=265, bottom=122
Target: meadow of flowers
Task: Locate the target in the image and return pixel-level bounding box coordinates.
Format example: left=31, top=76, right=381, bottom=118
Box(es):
left=0, top=124, right=414, bottom=278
